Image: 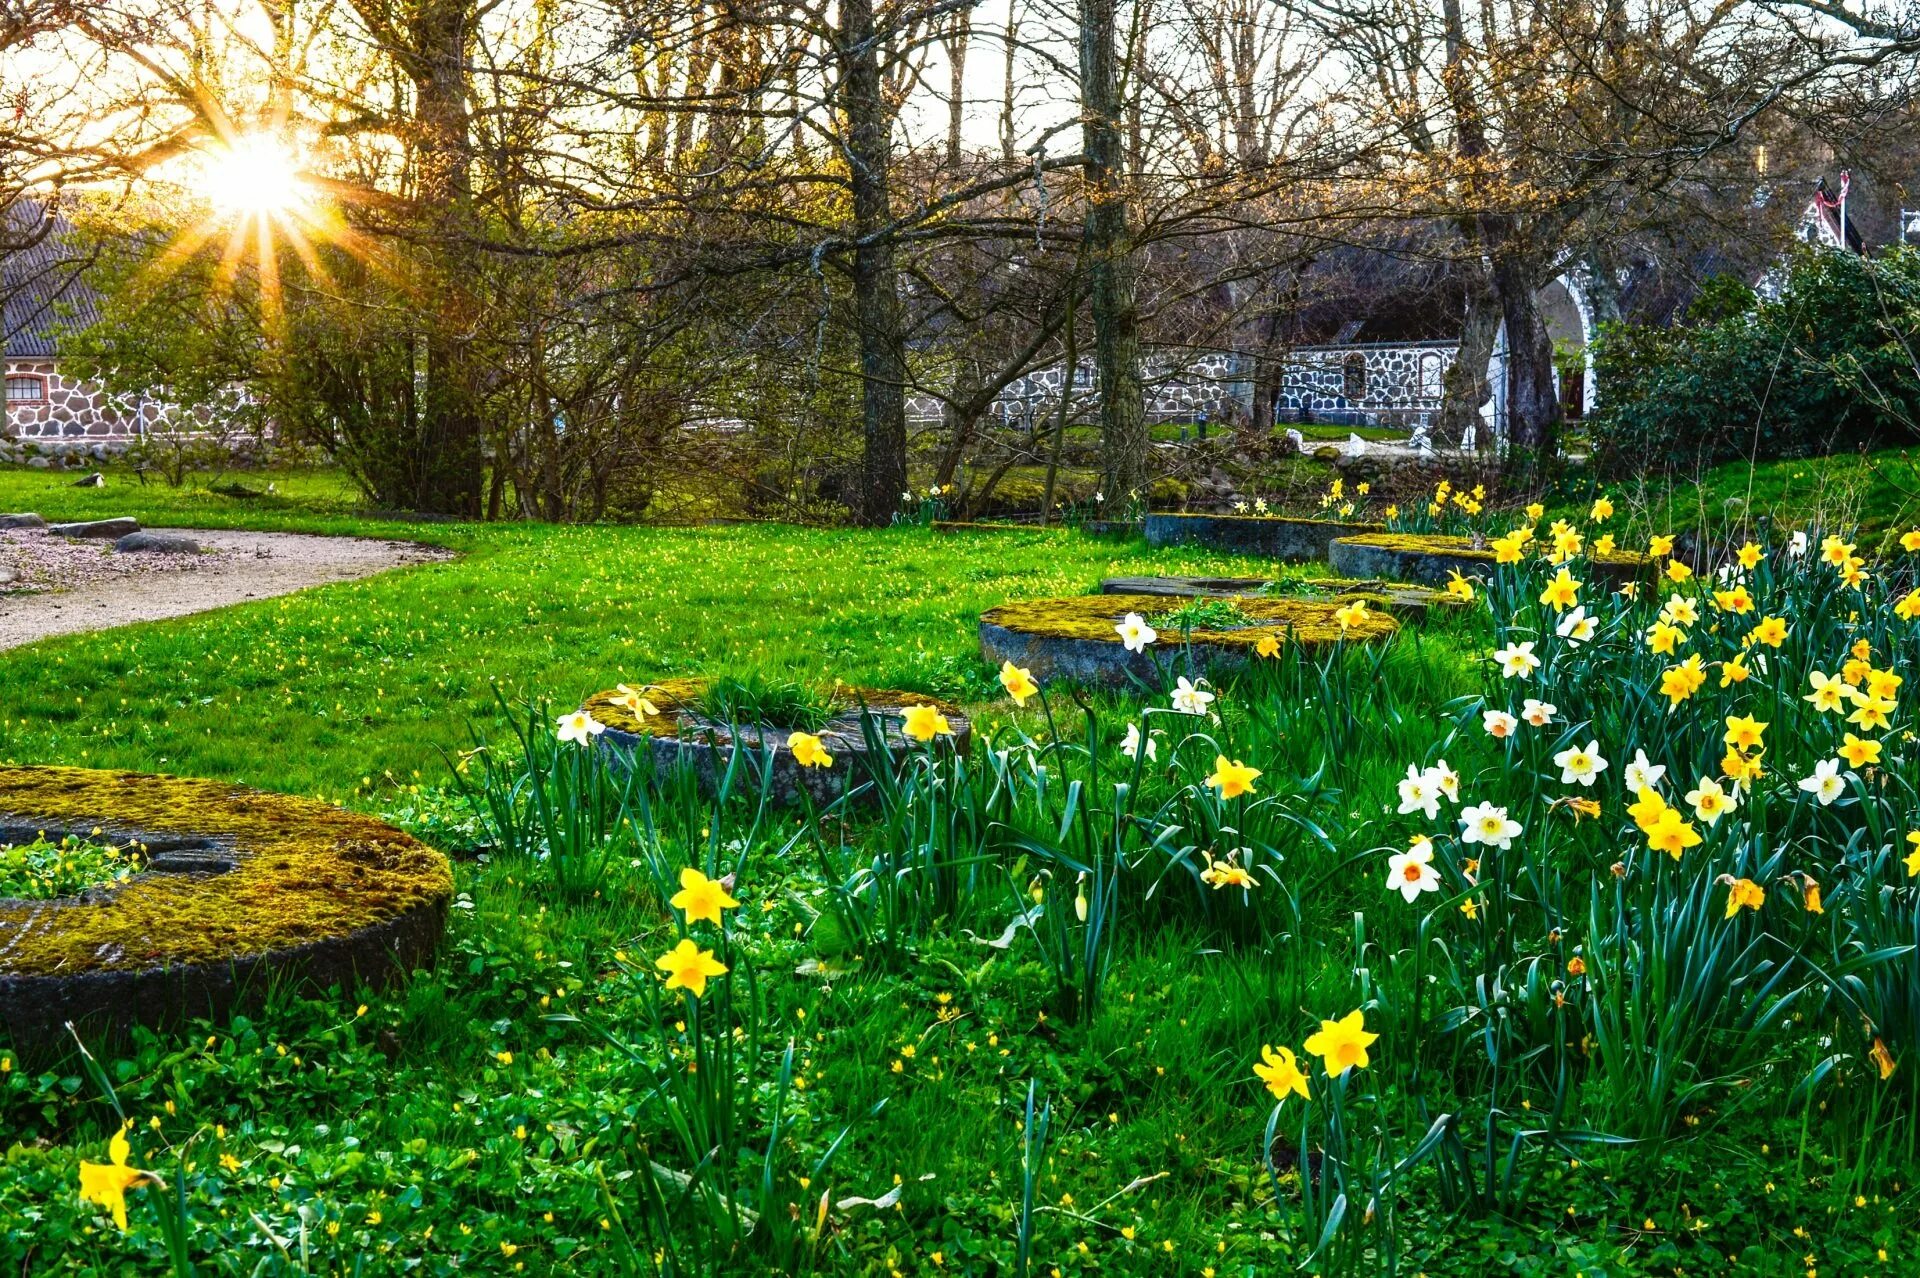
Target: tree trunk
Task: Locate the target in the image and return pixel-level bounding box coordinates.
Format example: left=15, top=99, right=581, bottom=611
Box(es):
left=1078, top=0, right=1147, bottom=502
left=840, top=0, right=909, bottom=526
left=407, top=0, right=483, bottom=516
left=1490, top=252, right=1562, bottom=464
left=1438, top=263, right=1498, bottom=447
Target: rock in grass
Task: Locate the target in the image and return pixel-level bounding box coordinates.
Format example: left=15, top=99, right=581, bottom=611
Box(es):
left=46, top=517, right=139, bottom=539
left=72, top=471, right=105, bottom=488
left=0, top=567, right=17, bottom=587
left=0, top=513, right=47, bottom=530
left=114, top=531, right=201, bottom=555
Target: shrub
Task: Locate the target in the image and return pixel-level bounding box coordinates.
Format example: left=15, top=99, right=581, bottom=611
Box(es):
left=1589, top=247, right=1920, bottom=476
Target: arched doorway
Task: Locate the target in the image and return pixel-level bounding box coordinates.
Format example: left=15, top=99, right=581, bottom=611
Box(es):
left=1535, top=275, right=1595, bottom=420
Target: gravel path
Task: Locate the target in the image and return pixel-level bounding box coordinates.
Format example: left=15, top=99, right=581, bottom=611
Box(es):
left=0, top=527, right=451, bottom=651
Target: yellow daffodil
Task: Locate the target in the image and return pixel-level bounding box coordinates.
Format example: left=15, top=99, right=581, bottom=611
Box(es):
left=1723, top=877, right=1765, bottom=918
left=1737, top=542, right=1763, bottom=569
left=1720, top=653, right=1751, bottom=686
left=1872, top=1037, right=1897, bottom=1080
left=789, top=731, right=834, bottom=768
left=1712, top=585, right=1754, bottom=614
left=656, top=938, right=728, bottom=997
left=1905, top=832, right=1920, bottom=877
left=1847, top=692, right=1895, bottom=733
left=1723, top=715, right=1768, bottom=752
left=1649, top=534, right=1675, bottom=557
left=1525, top=502, right=1545, bottom=522
left=1646, top=809, right=1703, bottom=859
left=1254, top=1044, right=1311, bottom=1102
left=1821, top=535, right=1854, bottom=568
left=999, top=660, right=1039, bottom=706
left=1646, top=621, right=1686, bottom=656
left=78, top=1123, right=151, bottom=1232
left=1594, top=532, right=1616, bottom=556
left=1254, top=633, right=1281, bottom=659
left=1333, top=599, right=1370, bottom=631
left=1839, top=733, right=1882, bottom=769
left=1444, top=570, right=1474, bottom=602
left=901, top=704, right=953, bottom=741
left=1902, top=529, right=1920, bottom=553
left=1491, top=533, right=1527, bottom=565
left=1800, top=875, right=1824, bottom=914
left=1627, top=786, right=1671, bottom=833
left=1898, top=589, right=1920, bottom=622
left=1658, top=654, right=1707, bottom=707
left=1303, top=1009, right=1378, bottom=1076
left=1804, top=671, right=1850, bottom=714
left=1590, top=496, right=1614, bottom=521
left=1750, top=616, right=1789, bottom=647
left=1206, top=755, right=1261, bottom=799
left=1539, top=569, right=1580, bottom=612
left=670, top=867, right=740, bottom=926
left=1665, top=559, right=1693, bottom=584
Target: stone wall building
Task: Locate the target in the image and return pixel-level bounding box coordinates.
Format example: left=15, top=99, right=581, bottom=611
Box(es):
left=2, top=201, right=163, bottom=459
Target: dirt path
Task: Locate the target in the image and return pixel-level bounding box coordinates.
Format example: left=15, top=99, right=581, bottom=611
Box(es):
left=0, top=527, right=450, bottom=651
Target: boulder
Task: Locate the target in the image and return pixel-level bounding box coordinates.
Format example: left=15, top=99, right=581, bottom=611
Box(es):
left=47, top=517, right=140, bottom=539
left=72, top=471, right=105, bottom=488
left=114, top=531, right=201, bottom=555
left=0, top=513, right=47, bottom=530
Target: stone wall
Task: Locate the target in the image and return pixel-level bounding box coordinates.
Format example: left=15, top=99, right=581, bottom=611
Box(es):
left=4, top=359, right=159, bottom=443
left=905, top=351, right=1249, bottom=426
left=904, top=344, right=1460, bottom=432
left=1274, top=342, right=1456, bottom=428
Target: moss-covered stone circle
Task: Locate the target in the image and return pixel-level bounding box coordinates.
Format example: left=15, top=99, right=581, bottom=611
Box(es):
left=1143, top=511, right=1385, bottom=561
left=1096, top=575, right=1459, bottom=620
left=1329, top=532, right=1650, bottom=588
left=0, top=766, right=452, bottom=1054
left=980, top=592, right=1398, bottom=687
left=582, top=678, right=972, bottom=805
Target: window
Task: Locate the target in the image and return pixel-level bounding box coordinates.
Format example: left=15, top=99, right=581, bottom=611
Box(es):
left=1418, top=352, right=1444, bottom=398
left=1341, top=353, right=1367, bottom=401
left=5, top=375, right=47, bottom=404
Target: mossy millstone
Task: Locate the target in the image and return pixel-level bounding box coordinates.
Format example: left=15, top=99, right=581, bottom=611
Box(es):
left=0, top=766, right=452, bottom=1054
left=980, top=593, right=1397, bottom=687
left=1329, top=533, right=1651, bottom=589
left=1143, top=512, right=1385, bottom=561
left=1097, top=575, right=1458, bottom=620
left=582, top=678, right=971, bottom=805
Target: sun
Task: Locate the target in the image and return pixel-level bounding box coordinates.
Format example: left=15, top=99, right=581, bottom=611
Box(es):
left=196, top=134, right=309, bottom=217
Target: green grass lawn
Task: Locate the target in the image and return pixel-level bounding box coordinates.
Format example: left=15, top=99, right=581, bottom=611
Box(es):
left=3, top=462, right=1918, bottom=1277
left=0, top=468, right=1301, bottom=800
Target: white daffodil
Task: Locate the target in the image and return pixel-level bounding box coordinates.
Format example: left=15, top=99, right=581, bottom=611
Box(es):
left=1169, top=676, right=1215, bottom=716
left=555, top=710, right=606, bottom=745
left=1116, top=612, right=1158, bottom=652
left=1788, top=530, right=1809, bottom=556
left=1623, top=748, right=1666, bottom=795
left=1797, top=757, right=1847, bottom=806
left=1386, top=838, right=1441, bottom=903
left=1460, top=802, right=1522, bottom=850
left=1397, top=764, right=1440, bottom=819
left=1555, top=606, right=1597, bottom=645
left=1120, top=722, right=1159, bottom=762
left=1426, top=759, right=1461, bottom=802
left=1521, top=699, right=1558, bottom=727
left=1553, top=740, right=1608, bottom=787
left=1482, top=709, right=1519, bottom=739
left=1685, top=776, right=1737, bottom=825
left=1493, top=640, right=1541, bottom=679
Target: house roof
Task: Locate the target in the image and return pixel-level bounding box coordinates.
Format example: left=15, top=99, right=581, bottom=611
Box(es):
left=3, top=198, right=100, bottom=359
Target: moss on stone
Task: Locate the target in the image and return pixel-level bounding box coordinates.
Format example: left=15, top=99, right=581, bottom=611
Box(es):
left=1334, top=532, right=1649, bottom=570
left=1154, top=512, right=1384, bottom=531
left=0, top=766, right=452, bottom=979
left=582, top=678, right=963, bottom=743
left=981, top=593, right=1398, bottom=648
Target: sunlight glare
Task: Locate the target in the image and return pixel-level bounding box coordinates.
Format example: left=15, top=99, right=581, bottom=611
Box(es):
left=198, top=134, right=308, bottom=217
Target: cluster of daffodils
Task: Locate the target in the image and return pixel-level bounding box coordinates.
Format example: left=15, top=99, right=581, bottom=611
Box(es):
left=1252, top=1009, right=1378, bottom=1108
left=656, top=867, right=737, bottom=998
